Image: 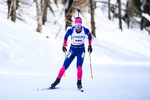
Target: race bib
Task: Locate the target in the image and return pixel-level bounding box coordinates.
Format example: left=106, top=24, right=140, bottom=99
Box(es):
left=71, top=27, right=85, bottom=45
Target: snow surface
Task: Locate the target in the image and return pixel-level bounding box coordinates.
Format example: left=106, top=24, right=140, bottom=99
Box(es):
left=0, top=0, right=150, bottom=100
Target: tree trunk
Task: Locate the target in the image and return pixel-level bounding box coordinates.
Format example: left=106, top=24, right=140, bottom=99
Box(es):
left=7, top=0, right=17, bottom=22
left=42, top=0, right=47, bottom=25
left=65, top=0, right=73, bottom=30
left=42, top=0, right=55, bottom=25
left=47, top=0, right=55, bottom=16
left=118, top=0, right=122, bottom=31
left=141, top=16, right=144, bottom=30
left=89, top=0, right=96, bottom=37
left=126, top=1, right=130, bottom=28
left=108, top=0, right=111, bottom=20
left=11, top=0, right=16, bottom=22
left=54, top=0, right=57, bottom=6
left=7, top=0, right=13, bottom=19
left=36, top=0, right=43, bottom=33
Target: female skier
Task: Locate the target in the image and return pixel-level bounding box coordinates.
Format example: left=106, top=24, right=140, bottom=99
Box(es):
left=51, top=17, right=92, bottom=89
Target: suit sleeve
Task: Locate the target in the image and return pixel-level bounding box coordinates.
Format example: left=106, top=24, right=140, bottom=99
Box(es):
left=85, top=28, right=92, bottom=46
left=63, top=28, right=72, bottom=47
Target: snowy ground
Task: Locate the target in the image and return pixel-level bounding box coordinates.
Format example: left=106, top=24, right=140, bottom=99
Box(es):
left=1, top=65, right=150, bottom=100
left=1, top=0, right=150, bottom=100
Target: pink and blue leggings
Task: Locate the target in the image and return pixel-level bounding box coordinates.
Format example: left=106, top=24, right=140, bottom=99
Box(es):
left=57, top=46, right=85, bottom=80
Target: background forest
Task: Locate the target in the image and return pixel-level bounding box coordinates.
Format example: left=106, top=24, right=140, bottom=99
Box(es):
left=2, top=0, right=150, bottom=36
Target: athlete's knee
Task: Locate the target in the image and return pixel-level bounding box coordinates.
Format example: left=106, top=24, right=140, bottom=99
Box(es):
left=77, top=66, right=82, bottom=72
left=60, top=66, right=65, bottom=71
left=58, top=66, right=65, bottom=79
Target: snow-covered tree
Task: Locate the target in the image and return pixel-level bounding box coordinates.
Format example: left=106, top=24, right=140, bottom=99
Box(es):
left=141, top=0, right=150, bottom=32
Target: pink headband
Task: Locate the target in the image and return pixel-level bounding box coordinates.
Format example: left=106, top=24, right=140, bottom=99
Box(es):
left=75, top=18, right=82, bottom=23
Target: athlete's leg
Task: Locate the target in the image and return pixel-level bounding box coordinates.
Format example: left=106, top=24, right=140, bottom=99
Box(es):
left=57, top=48, right=76, bottom=79
left=76, top=48, right=85, bottom=89
left=63, top=49, right=75, bottom=70
left=51, top=47, right=76, bottom=88
left=77, top=51, right=85, bottom=80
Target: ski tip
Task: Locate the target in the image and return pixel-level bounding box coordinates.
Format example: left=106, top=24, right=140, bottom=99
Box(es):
left=37, top=88, right=39, bottom=91
left=37, top=87, right=59, bottom=91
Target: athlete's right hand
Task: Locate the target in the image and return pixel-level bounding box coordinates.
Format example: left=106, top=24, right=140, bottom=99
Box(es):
left=62, top=46, right=67, bottom=53
left=88, top=45, right=92, bottom=53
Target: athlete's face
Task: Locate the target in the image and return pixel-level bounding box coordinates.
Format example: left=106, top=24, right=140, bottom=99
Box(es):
left=75, top=23, right=82, bottom=29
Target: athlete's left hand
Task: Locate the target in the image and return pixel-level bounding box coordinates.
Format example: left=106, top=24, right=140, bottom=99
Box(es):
left=62, top=46, right=67, bottom=53
left=88, top=46, right=92, bottom=53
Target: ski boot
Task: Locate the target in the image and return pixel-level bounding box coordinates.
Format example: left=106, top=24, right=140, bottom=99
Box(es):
left=51, top=77, right=60, bottom=88
left=77, top=80, right=82, bottom=89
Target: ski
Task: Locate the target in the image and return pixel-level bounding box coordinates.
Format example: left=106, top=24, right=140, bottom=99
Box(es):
left=37, top=87, right=83, bottom=92
left=37, top=87, right=59, bottom=91
left=78, top=88, right=84, bottom=92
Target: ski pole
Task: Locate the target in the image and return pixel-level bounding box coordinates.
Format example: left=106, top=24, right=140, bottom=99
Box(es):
left=89, top=52, right=93, bottom=79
